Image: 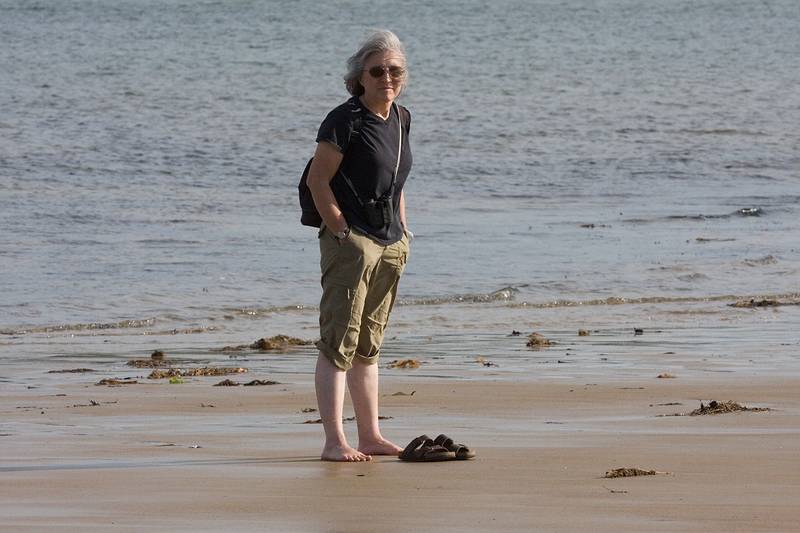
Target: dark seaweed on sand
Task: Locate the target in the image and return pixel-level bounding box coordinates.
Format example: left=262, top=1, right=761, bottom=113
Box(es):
left=96, top=378, right=138, bottom=386
left=604, top=468, right=668, bottom=478
left=689, top=400, right=769, bottom=416
left=304, top=415, right=392, bottom=424
left=729, top=298, right=800, bottom=308
left=148, top=367, right=247, bottom=379
left=215, top=378, right=278, bottom=387
left=526, top=332, right=552, bottom=347
left=127, top=359, right=172, bottom=368
left=217, top=335, right=313, bottom=353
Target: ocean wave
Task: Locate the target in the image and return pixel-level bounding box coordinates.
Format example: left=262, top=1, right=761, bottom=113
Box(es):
left=0, top=318, right=224, bottom=337
left=221, top=304, right=312, bottom=319
left=5, top=290, right=799, bottom=337
left=398, top=286, right=520, bottom=306
left=220, top=289, right=521, bottom=315
left=677, top=128, right=768, bottom=137
left=0, top=318, right=156, bottom=336
left=505, top=292, right=800, bottom=309
left=624, top=207, right=763, bottom=224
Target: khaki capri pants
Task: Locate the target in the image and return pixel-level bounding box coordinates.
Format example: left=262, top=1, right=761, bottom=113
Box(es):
left=316, top=226, right=410, bottom=371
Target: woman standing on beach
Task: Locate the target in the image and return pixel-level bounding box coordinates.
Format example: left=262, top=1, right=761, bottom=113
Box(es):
left=306, top=30, right=412, bottom=462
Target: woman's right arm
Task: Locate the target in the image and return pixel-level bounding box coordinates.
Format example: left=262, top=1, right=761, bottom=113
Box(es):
left=306, top=141, right=349, bottom=233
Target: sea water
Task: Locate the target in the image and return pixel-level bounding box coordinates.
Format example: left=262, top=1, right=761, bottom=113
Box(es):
left=1, top=0, right=799, bottom=379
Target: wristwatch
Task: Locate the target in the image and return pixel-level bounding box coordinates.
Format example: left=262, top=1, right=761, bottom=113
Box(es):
left=333, top=227, right=350, bottom=240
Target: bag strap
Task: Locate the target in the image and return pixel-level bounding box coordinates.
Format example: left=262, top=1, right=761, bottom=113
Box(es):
left=383, top=102, right=402, bottom=199
left=393, top=102, right=402, bottom=179
left=337, top=109, right=366, bottom=207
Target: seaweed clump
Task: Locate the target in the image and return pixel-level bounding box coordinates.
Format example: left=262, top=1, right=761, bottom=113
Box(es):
left=127, top=359, right=171, bottom=368
left=251, top=335, right=311, bottom=350
left=729, top=297, right=800, bottom=308
left=214, top=378, right=279, bottom=387
left=127, top=350, right=172, bottom=368
left=604, top=468, right=667, bottom=478
left=96, top=378, right=138, bottom=386
left=689, top=400, right=769, bottom=416
left=387, top=359, right=420, bottom=369
left=148, top=367, right=247, bottom=379
left=526, top=332, right=552, bottom=348
left=218, top=335, right=312, bottom=352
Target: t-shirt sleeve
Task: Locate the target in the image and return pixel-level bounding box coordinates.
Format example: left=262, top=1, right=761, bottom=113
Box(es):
left=316, top=108, right=354, bottom=153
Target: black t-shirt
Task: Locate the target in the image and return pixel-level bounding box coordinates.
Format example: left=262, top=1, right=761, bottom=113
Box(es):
left=316, top=96, right=412, bottom=245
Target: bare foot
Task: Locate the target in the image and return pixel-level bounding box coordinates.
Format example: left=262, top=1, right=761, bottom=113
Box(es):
left=358, top=438, right=403, bottom=456
left=321, top=443, right=372, bottom=462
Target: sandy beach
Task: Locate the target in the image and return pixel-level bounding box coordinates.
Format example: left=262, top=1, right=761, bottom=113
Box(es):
left=2, top=367, right=799, bottom=532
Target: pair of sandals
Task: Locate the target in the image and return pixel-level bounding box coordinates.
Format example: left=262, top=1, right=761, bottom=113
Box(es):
left=399, top=434, right=476, bottom=462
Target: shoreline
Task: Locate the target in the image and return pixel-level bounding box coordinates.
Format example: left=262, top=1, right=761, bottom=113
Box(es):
left=2, top=372, right=799, bottom=532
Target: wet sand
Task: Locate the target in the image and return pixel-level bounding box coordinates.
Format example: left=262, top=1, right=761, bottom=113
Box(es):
left=2, top=373, right=799, bottom=532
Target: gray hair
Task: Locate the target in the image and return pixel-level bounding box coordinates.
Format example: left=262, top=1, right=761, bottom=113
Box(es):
left=344, top=30, right=407, bottom=96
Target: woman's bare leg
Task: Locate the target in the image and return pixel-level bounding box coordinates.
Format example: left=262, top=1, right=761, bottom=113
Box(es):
left=347, top=358, right=403, bottom=456
left=315, top=353, right=371, bottom=461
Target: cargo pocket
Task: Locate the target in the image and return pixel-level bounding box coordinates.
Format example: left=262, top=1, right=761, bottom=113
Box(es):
left=324, top=281, right=355, bottom=325
left=319, top=278, right=356, bottom=355
left=319, top=228, right=354, bottom=283
left=382, top=237, right=409, bottom=273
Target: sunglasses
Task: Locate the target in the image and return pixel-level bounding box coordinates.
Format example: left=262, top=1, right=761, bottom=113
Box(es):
left=365, top=65, right=406, bottom=79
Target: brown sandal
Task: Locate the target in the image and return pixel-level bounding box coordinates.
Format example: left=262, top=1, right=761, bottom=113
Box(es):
left=399, top=435, right=456, bottom=462
left=433, top=434, right=476, bottom=460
